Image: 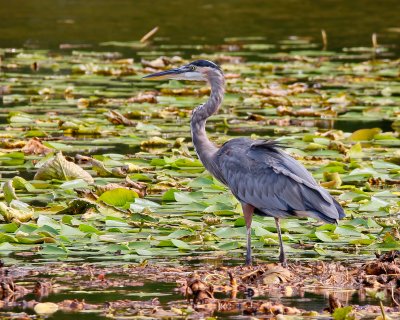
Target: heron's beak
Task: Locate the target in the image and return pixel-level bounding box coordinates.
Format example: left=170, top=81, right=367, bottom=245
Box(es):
left=142, top=67, right=185, bottom=80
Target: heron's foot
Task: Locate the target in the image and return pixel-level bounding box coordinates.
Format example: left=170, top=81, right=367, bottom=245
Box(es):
left=279, top=252, right=287, bottom=268
left=245, top=256, right=252, bottom=266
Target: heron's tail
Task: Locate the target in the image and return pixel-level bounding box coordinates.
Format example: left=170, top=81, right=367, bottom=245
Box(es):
left=332, top=198, right=345, bottom=219
left=308, top=197, right=345, bottom=224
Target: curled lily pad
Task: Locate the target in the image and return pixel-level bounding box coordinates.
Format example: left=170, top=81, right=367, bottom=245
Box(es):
left=3, top=180, right=17, bottom=204
left=22, top=138, right=52, bottom=155
left=349, top=128, right=382, bottom=141
left=76, top=154, right=113, bottom=177
left=0, top=202, right=33, bottom=223
left=34, top=152, right=94, bottom=183
left=347, top=142, right=364, bottom=158
left=321, top=172, right=342, bottom=188
left=95, top=179, right=146, bottom=198
left=11, top=176, right=36, bottom=192
left=105, top=110, right=136, bottom=126
left=141, top=137, right=170, bottom=147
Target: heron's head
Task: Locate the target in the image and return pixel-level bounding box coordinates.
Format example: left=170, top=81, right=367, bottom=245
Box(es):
left=143, top=59, right=222, bottom=82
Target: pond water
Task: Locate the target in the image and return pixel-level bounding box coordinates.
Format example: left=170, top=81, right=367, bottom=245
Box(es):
left=1, top=0, right=399, bottom=53
left=0, top=261, right=392, bottom=320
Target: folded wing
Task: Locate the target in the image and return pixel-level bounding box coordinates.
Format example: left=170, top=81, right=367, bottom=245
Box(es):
left=216, top=139, right=345, bottom=223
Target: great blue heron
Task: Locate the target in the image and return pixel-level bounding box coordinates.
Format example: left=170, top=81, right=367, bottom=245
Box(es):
left=144, top=60, right=345, bottom=266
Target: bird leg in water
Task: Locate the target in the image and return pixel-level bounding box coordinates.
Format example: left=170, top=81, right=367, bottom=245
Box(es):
left=242, top=204, right=255, bottom=266
left=275, top=218, right=287, bottom=267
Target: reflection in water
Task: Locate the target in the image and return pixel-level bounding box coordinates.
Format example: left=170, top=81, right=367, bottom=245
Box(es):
left=0, top=0, right=399, bottom=53
left=1, top=275, right=384, bottom=319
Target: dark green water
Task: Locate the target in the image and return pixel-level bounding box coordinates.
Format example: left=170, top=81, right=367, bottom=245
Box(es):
left=1, top=0, right=399, bottom=52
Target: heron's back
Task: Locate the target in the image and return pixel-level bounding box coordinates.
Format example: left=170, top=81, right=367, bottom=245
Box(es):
left=214, top=138, right=345, bottom=223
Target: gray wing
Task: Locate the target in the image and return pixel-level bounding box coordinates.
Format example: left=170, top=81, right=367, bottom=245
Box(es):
left=215, top=139, right=344, bottom=222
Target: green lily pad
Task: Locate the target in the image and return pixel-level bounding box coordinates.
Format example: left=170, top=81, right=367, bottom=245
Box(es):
left=98, top=188, right=139, bottom=207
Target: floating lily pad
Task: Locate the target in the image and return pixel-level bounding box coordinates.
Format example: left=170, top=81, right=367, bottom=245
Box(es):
left=34, top=152, right=94, bottom=183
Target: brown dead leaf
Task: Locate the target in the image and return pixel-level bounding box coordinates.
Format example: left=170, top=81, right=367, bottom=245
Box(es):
left=142, top=57, right=171, bottom=69
left=276, top=105, right=337, bottom=118
left=376, top=251, right=400, bottom=263
left=1, top=139, right=26, bottom=149
left=258, top=83, right=297, bottom=97
left=247, top=113, right=267, bottom=121
left=241, top=268, right=265, bottom=283
left=186, top=279, right=214, bottom=304
left=105, top=110, right=136, bottom=126
left=263, top=265, right=291, bottom=284
left=128, top=91, right=158, bottom=103
left=58, top=299, right=88, bottom=311
left=34, top=281, right=53, bottom=298
left=22, top=138, right=52, bottom=155
left=259, top=301, right=301, bottom=315
left=328, top=140, right=348, bottom=154
left=262, top=96, right=291, bottom=107
left=94, top=180, right=146, bottom=198
left=141, top=136, right=170, bottom=148
left=364, top=261, right=400, bottom=276
left=0, top=277, right=16, bottom=298
left=320, top=130, right=345, bottom=140
left=0, top=85, right=11, bottom=95
left=225, top=73, right=240, bottom=79
left=326, top=292, right=342, bottom=313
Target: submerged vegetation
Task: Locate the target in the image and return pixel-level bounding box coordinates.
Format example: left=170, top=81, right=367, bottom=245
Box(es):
left=0, top=35, right=400, bottom=318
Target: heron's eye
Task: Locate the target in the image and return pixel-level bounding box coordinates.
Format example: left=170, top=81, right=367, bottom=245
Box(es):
left=189, top=65, right=196, bottom=71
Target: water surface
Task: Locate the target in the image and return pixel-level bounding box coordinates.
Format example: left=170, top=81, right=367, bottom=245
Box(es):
left=1, top=0, right=399, bottom=53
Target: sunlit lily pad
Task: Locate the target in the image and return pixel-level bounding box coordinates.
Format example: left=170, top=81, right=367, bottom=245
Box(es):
left=34, top=152, right=94, bottom=183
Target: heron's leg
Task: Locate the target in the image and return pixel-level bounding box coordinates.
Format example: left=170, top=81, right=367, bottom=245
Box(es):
left=275, top=218, right=287, bottom=267
left=242, top=204, right=254, bottom=266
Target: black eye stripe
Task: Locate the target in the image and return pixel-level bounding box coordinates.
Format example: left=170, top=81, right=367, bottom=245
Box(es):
left=190, top=60, right=221, bottom=70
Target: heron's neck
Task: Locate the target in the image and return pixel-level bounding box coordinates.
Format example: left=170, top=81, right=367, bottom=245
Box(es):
left=190, top=71, right=225, bottom=174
